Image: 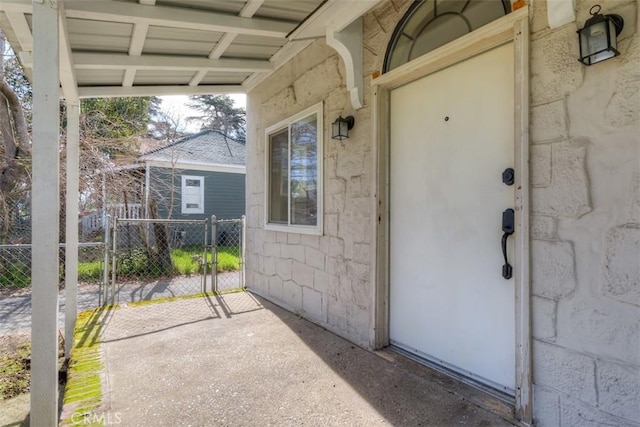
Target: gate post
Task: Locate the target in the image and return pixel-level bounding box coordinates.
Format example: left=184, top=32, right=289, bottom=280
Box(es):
left=241, top=215, right=246, bottom=288
left=202, top=219, right=208, bottom=293
left=211, top=215, right=217, bottom=292
left=102, top=214, right=111, bottom=306
left=110, top=217, right=118, bottom=305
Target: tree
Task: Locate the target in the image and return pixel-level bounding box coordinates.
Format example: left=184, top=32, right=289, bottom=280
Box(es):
left=0, top=32, right=31, bottom=243
left=187, top=94, right=246, bottom=140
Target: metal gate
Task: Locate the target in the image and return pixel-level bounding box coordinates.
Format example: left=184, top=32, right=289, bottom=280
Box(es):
left=105, top=216, right=245, bottom=305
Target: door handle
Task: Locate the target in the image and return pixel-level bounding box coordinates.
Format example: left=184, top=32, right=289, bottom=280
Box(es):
left=501, top=209, right=514, bottom=279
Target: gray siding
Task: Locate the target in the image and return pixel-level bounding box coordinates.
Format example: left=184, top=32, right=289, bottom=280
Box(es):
left=148, top=166, right=245, bottom=221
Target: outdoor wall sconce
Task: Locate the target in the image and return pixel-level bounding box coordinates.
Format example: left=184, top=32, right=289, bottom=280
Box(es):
left=331, top=115, right=355, bottom=140
left=578, top=4, right=624, bottom=65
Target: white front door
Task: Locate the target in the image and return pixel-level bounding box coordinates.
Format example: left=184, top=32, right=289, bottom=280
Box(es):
left=389, top=43, right=516, bottom=394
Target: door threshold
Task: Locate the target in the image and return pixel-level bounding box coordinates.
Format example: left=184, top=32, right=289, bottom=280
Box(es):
left=376, top=346, right=518, bottom=425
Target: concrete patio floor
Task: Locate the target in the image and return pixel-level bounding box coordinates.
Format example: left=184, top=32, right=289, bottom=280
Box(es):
left=61, top=292, right=516, bottom=426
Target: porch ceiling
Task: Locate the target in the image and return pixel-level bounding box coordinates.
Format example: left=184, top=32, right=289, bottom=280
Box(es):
left=0, top=0, right=382, bottom=100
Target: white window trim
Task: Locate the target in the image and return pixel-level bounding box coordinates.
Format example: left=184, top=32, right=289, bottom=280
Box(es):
left=264, top=101, right=323, bottom=235
left=181, top=175, right=205, bottom=214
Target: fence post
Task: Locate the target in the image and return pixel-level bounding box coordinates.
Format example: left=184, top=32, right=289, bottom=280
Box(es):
left=110, top=217, right=118, bottom=306
left=202, top=219, right=208, bottom=293
left=102, top=215, right=111, bottom=307
left=241, top=215, right=246, bottom=288
left=211, top=215, right=217, bottom=293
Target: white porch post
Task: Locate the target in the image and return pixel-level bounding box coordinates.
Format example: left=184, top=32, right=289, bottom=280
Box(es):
left=64, top=102, right=80, bottom=358
left=31, top=0, right=61, bottom=425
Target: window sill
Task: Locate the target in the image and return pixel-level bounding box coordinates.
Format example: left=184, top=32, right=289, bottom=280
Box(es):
left=264, top=223, right=322, bottom=236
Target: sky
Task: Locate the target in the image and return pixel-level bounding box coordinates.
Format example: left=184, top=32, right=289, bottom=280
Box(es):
left=158, top=94, right=246, bottom=133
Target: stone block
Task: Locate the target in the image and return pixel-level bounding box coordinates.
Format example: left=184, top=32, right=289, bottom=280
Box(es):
left=263, top=242, right=280, bottom=257
left=302, top=287, right=324, bottom=322
left=351, top=279, right=370, bottom=308
left=605, top=31, right=640, bottom=128
left=372, top=0, right=407, bottom=34
left=276, top=258, right=292, bottom=281
left=276, top=232, right=288, bottom=243
left=292, top=56, right=343, bottom=107
left=325, top=213, right=339, bottom=237
left=530, top=24, right=584, bottom=105
left=349, top=175, right=369, bottom=198
left=533, top=340, right=596, bottom=405
left=263, top=231, right=277, bottom=243
left=602, top=226, right=640, bottom=307
left=350, top=197, right=372, bottom=218
left=597, top=359, right=640, bottom=422
left=300, top=234, right=320, bottom=249
left=287, top=233, right=301, bottom=245
left=326, top=256, right=347, bottom=277
left=353, top=243, right=371, bottom=265
left=532, top=139, right=592, bottom=218
left=305, top=246, right=326, bottom=270
left=347, top=261, right=371, bottom=282
left=268, top=275, right=283, bottom=301
left=327, top=178, right=346, bottom=195
left=282, top=280, right=302, bottom=309
left=559, top=297, right=640, bottom=367
left=347, top=303, right=370, bottom=346
left=263, top=257, right=276, bottom=275
left=531, top=215, right=557, bottom=240
left=531, top=101, right=568, bottom=143
left=531, top=144, right=552, bottom=187
left=561, top=394, right=635, bottom=427
left=327, top=293, right=348, bottom=332
left=530, top=0, right=549, bottom=34
left=292, top=261, right=314, bottom=288
left=327, top=237, right=345, bottom=257
left=625, top=173, right=640, bottom=224
left=533, top=385, right=560, bottom=427
left=532, top=240, right=576, bottom=299
left=533, top=296, right=557, bottom=341
left=327, top=194, right=346, bottom=213
left=281, top=244, right=306, bottom=263
left=313, top=269, right=329, bottom=293
left=336, top=152, right=365, bottom=180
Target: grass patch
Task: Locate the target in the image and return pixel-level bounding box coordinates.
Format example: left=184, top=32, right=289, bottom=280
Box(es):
left=0, top=265, right=31, bottom=289
left=216, top=246, right=240, bottom=272
left=77, top=261, right=103, bottom=282
left=0, top=341, right=30, bottom=400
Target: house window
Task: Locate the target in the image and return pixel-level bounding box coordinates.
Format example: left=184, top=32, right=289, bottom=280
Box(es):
left=265, top=102, right=323, bottom=235
left=384, top=0, right=511, bottom=72
left=181, top=175, right=204, bottom=214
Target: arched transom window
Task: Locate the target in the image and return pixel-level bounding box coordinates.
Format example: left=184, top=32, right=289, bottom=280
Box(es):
left=384, top=0, right=511, bottom=72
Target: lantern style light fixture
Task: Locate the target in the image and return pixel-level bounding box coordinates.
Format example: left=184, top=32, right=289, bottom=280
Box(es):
left=577, top=4, right=624, bottom=66
left=331, top=115, right=355, bottom=140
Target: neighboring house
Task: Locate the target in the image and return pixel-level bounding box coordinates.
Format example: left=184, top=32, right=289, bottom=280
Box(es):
left=81, top=130, right=245, bottom=240
left=138, top=130, right=246, bottom=222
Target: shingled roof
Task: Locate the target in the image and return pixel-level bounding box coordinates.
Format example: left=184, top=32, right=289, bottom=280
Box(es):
left=139, top=130, right=245, bottom=166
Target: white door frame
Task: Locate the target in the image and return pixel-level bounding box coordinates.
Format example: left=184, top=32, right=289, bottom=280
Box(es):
left=369, top=7, right=532, bottom=424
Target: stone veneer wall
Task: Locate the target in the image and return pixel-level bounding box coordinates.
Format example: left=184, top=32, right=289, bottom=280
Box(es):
left=246, top=0, right=639, bottom=424
left=528, top=0, right=639, bottom=425
left=245, top=38, right=376, bottom=346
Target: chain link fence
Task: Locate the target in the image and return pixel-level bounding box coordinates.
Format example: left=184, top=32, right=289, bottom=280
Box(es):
left=0, top=242, right=107, bottom=297
left=108, top=216, right=245, bottom=305
left=212, top=217, right=244, bottom=292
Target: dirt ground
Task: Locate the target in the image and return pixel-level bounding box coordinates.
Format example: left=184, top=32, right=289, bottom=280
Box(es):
left=0, top=332, right=31, bottom=427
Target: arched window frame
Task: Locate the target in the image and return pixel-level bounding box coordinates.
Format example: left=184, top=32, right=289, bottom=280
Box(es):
left=383, top=0, right=512, bottom=73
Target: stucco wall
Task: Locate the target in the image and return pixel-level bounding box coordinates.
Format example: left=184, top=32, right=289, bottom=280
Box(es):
left=246, top=0, right=639, bottom=423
